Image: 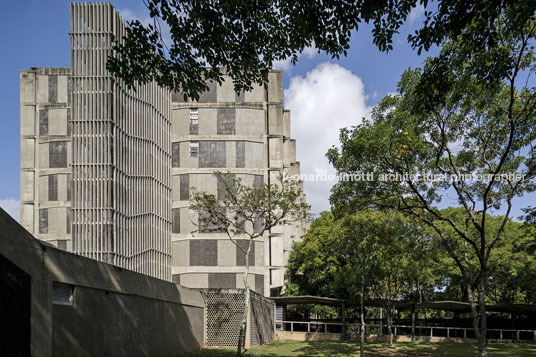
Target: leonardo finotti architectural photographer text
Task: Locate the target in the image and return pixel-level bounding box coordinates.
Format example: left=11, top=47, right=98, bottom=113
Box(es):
left=286, top=172, right=526, bottom=183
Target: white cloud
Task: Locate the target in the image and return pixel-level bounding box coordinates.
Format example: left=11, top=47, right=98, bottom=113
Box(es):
left=409, top=3, right=425, bottom=24
left=1, top=198, right=20, bottom=222
left=273, top=45, right=318, bottom=71
left=284, top=62, right=372, bottom=214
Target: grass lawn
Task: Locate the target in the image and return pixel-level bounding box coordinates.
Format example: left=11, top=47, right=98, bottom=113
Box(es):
left=182, top=340, right=536, bottom=356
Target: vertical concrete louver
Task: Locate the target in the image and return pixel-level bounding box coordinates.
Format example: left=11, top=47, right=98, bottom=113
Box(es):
left=69, top=3, right=172, bottom=281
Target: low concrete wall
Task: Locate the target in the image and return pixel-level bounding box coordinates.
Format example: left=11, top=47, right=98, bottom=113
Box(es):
left=275, top=331, right=536, bottom=344
left=275, top=331, right=342, bottom=342
left=0, top=209, right=204, bottom=356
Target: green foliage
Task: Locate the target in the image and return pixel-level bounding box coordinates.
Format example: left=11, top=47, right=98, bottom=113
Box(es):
left=107, top=0, right=536, bottom=99
left=286, top=210, right=438, bottom=303
left=190, top=172, right=310, bottom=240
left=327, top=20, right=536, bottom=352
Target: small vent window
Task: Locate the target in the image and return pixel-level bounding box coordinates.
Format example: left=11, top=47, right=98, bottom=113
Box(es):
left=52, top=282, right=74, bottom=305
left=189, top=142, right=199, bottom=158
left=190, top=108, right=199, bottom=125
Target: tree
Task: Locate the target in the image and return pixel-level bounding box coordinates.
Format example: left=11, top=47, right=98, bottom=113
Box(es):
left=107, top=0, right=536, bottom=99
left=189, top=172, right=309, bottom=357
left=327, top=19, right=536, bottom=356
left=287, top=210, right=432, bottom=353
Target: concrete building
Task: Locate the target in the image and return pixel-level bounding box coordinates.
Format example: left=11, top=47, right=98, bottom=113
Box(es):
left=20, top=3, right=172, bottom=281
left=170, top=73, right=308, bottom=296
left=20, top=2, right=308, bottom=295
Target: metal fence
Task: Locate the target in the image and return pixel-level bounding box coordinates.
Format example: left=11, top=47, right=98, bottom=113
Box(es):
left=277, top=320, right=536, bottom=342
left=203, top=289, right=275, bottom=347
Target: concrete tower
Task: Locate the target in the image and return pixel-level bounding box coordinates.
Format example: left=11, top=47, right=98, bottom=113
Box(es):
left=170, top=72, right=309, bottom=296
left=69, top=3, right=172, bottom=280
left=19, top=3, right=172, bottom=281
left=19, top=2, right=307, bottom=291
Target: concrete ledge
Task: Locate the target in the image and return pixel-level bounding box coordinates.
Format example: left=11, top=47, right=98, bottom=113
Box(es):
left=274, top=331, right=536, bottom=344
left=275, top=331, right=343, bottom=342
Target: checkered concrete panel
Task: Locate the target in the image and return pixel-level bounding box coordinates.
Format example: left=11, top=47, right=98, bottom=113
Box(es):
left=180, top=174, right=189, bottom=200
left=199, top=141, right=226, bottom=168
left=217, top=108, right=236, bottom=135
left=39, top=110, right=48, bottom=136
left=172, top=208, right=180, bottom=233
left=49, top=142, right=67, bottom=168
left=172, top=142, right=180, bottom=167
left=236, top=240, right=255, bottom=267
left=208, top=273, right=236, bottom=289
left=236, top=141, right=245, bottom=168
left=190, top=239, right=218, bottom=266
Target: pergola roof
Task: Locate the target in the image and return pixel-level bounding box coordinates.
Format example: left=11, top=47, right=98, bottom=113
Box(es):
left=271, top=296, right=536, bottom=314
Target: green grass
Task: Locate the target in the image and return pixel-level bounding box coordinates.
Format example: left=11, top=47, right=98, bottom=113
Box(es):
left=182, top=340, right=536, bottom=356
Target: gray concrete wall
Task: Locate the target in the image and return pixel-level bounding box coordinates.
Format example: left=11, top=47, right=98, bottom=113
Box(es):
left=0, top=208, right=204, bottom=356
left=170, top=71, right=309, bottom=296
left=20, top=68, right=72, bottom=249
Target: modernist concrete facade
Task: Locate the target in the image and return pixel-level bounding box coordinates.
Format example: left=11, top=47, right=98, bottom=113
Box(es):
left=20, top=3, right=172, bottom=281
left=20, top=2, right=308, bottom=295
left=170, top=73, right=308, bottom=296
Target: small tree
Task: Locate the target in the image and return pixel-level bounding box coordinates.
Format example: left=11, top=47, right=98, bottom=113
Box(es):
left=190, top=172, right=309, bottom=357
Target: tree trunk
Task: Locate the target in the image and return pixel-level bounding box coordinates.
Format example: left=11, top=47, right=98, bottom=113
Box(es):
left=411, top=305, right=415, bottom=342
left=466, top=280, right=488, bottom=357
left=386, top=306, right=393, bottom=347
left=477, top=276, right=488, bottom=357
left=236, top=240, right=253, bottom=357
left=360, top=272, right=365, bottom=357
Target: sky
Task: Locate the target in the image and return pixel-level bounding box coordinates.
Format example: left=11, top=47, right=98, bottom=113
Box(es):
left=0, top=1, right=533, bottom=221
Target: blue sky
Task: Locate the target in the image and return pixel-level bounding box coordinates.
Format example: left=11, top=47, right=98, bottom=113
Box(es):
left=0, top=1, right=533, bottom=220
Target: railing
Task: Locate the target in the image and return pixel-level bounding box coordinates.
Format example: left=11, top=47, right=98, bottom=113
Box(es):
left=276, top=321, right=536, bottom=341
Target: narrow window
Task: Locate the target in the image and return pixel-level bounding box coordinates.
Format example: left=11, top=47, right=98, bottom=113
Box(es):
left=189, top=141, right=199, bottom=158
left=189, top=108, right=199, bottom=125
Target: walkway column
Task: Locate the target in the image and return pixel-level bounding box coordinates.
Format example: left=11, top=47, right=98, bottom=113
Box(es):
left=341, top=301, right=346, bottom=340
left=411, top=304, right=416, bottom=341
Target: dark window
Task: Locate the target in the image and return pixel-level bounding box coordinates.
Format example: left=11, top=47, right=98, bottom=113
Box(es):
left=255, top=274, right=264, bottom=294
left=48, top=175, right=58, bottom=201
left=180, top=174, right=189, bottom=201
left=39, top=109, right=48, bottom=136
left=48, top=75, right=58, bottom=103
left=49, top=142, right=67, bottom=168
left=172, top=142, right=180, bottom=167
left=208, top=273, right=236, bottom=289
left=172, top=208, right=180, bottom=233
left=190, top=240, right=218, bottom=266
left=199, top=141, right=226, bottom=168
left=39, top=209, right=48, bottom=234
left=199, top=208, right=226, bottom=233
left=217, top=108, right=236, bottom=135
left=236, top=141, right=245, bottom=168
left=66, top=174, right=72, bottom=201
left=236, top=239, right=255, bottom=266
left=217, top=174, right=235, bottom=200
